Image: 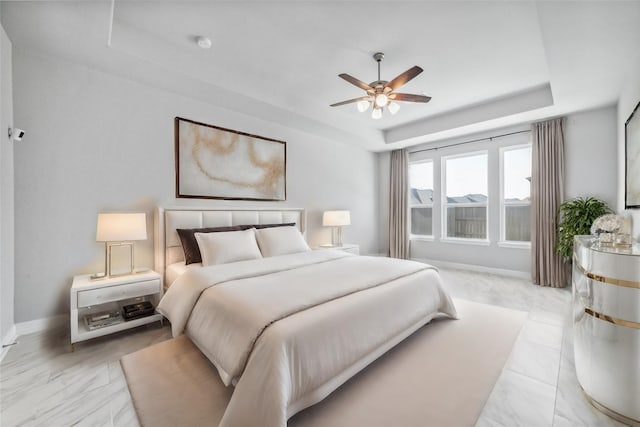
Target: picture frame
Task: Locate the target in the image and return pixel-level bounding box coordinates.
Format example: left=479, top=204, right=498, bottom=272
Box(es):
left=625, top=101, right=640, bottom=209
left=175, top=117, right=286, bottom=201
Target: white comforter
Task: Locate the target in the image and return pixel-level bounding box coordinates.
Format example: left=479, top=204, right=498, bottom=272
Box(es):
left=158, top=250, right=457, bottom=427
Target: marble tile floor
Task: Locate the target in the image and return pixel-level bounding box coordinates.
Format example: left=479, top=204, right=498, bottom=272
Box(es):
left=439, top=269, right=627, bottom=427
left=0, top=268, right=627, bottom=427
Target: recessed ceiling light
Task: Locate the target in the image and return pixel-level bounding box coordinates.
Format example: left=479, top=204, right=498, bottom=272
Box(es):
left=196, top=36, right=212, bottom=49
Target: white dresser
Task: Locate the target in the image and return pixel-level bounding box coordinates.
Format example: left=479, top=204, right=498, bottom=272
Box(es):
left=572, top=236, right=640, bottom=426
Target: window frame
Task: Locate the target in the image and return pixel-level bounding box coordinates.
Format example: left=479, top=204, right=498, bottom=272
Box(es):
left=499, top=143, right=532, bottom=248
left=441, top=150, right=489, bottom=244
left=408, top=159, right=434, bottom=240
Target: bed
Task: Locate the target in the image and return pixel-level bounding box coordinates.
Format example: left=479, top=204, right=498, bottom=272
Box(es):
left=154, top=207, right=457, bottom=427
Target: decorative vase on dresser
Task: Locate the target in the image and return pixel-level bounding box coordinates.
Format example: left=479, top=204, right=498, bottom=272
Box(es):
left=572, top=236, right=640, bottom=426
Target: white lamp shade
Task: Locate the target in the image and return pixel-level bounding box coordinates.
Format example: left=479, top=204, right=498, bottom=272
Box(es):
left=96, top=213, right=147, bottom=242
left=322, top=210, right=351, bottom=227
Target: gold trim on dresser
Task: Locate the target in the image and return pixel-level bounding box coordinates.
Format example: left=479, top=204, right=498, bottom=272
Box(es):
left=580, top=386, right=640, bottom=426
left=584, top=307, right=640, bottom=330
left=574, top=262, right=640, bottom=289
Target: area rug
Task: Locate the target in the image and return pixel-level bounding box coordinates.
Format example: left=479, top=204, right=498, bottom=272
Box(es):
left=121, top=299, right=527, bottom=427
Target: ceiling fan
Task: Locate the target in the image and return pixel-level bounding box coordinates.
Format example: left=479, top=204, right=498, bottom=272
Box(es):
left=330, top=52, right=431, bottom=119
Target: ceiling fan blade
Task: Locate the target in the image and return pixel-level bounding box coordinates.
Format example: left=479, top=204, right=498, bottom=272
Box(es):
left=384, top=66, right=423, bottom=91
left=339, top=73, right=373, bottom=92
left=330, top=96, right=371, bottom=107
left=390, top=93, right=432, bottom=103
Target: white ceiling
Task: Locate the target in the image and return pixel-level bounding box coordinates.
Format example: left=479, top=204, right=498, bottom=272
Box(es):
left=1, top=1, right=639, bottom=151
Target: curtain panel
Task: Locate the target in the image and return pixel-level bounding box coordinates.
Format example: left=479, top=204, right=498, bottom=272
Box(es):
left=389, top=149, right=409, bottom=259
left=531, top=117, right=568, bottom=287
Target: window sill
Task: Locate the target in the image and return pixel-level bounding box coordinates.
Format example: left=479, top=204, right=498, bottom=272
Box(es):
left=498, top=241, right=531, bottom=249
left=410, top=235, right=434, bottom=242
left=440, top=238, right=490, bottom=246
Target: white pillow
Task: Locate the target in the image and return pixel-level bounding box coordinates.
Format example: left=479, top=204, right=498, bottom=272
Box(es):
left=194, top=229, right=262, bottom=266
left=254, top=226, right=310, bottom=257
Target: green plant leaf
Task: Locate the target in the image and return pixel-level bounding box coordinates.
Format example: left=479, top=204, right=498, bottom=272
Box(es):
left=555, top=197, right=613, bottom=259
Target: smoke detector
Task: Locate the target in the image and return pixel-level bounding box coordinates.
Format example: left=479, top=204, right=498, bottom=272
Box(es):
left=196, top=36, right=212, bottom=49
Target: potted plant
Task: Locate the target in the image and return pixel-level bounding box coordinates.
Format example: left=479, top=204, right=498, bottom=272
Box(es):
left=556, top=197, right=613, bottom=259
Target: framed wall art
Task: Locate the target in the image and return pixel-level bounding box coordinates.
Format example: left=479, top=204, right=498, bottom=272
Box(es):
left=625, top=101, right=640, bottom=208
left=175, top=117, right=286, bottom=201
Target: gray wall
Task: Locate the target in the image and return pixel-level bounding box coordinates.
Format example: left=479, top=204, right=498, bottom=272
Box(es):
left=12, top=49, right=379, bottom=323
left=0, top=20, right=15, bottom=343
left=378, top=106, right=618, bottom=274
left=618, top=57, right=640, bottom=239
left=564, top=106, right=618, bottom=208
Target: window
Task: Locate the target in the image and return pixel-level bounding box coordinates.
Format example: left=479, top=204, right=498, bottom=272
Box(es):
left=501, top=145, right=531, bottom=243
left=442, top=152, right=488, bottom=240
left=409, top=160, right=433, bottom=237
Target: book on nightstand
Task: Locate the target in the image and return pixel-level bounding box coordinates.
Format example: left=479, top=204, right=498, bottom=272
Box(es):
left=122, top=301, right=155, bottom=321
left=84, top=310, right=122, bottom=330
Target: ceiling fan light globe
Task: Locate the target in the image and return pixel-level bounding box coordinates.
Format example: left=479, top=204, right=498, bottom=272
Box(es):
left=375, top=94, right=388, bottom=107
left=356, top=100, right=370, bottom=112
left=388, top=102, right=400, bottom=115
left=372, top=108, right=383, bottom=120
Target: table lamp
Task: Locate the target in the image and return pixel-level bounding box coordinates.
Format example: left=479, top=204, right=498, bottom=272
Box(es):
left=322, top=210, right=351, bottom=246
left=95, top=213, right=147, bottom=278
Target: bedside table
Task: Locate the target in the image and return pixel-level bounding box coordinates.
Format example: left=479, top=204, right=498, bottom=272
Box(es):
left=314, top=244, right=360, bottom=255
left=70, top=271, right=164, bottom=350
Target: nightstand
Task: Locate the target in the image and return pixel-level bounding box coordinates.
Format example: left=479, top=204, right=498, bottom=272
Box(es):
left=70, top=271, right=164, bottom=349
left=314, top=244, right=360, bottom=255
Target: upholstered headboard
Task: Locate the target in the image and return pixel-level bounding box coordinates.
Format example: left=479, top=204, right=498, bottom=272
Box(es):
left=154, top=206, right=306, bottom=282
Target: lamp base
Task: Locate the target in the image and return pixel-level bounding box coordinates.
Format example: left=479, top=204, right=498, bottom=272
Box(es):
left=331, top=226, right=344, bottom=247
left=106, top=241, right=135, bottom=277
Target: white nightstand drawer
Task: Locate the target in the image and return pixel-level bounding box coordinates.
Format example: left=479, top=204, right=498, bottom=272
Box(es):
left=77, top=279, right=160, bottom=307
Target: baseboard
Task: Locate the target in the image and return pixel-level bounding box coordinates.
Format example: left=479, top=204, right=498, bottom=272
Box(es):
left=15, top=314, right=68, bottom=337
left=1, top=324, right=17, bottom=363
left=412, top=258, right=530, bottom=280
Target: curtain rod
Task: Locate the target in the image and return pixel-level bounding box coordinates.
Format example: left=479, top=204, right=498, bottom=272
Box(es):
left=408, top=129, right=531, bottom=154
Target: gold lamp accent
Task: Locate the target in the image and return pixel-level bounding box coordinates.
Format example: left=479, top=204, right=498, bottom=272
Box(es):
left=95, top=213, right=147, bottom=278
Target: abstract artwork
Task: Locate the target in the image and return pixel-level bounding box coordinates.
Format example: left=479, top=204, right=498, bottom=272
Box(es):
left=175, top=117, right=286, bottom=201
left=626, top=101, right=640, bottom=208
